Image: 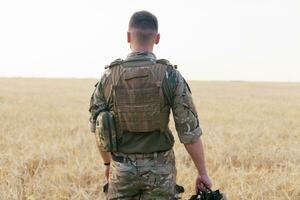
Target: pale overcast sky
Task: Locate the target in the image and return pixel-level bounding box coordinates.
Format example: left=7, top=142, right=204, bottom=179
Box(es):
left=0, top=0, right=299, bottom=81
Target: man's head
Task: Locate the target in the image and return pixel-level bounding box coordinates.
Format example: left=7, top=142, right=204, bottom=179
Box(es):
left=127, top=11, right=160, bottom=52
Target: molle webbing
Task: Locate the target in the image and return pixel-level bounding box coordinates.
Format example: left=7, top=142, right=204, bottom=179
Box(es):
left=114, top=85, right=161, bottom=132
left=112, top=63, right=169, bottom=133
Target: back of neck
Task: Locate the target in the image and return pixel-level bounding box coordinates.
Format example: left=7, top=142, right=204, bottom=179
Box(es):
left=131, top=45, right=153, bottom=53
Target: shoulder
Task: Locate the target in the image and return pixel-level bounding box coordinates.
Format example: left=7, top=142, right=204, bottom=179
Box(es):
left=101, top=58, right=123, bottom=80
left=156, top=58, right=180, bottom=82
left=105, top=58, right=123, bottom=69
left=158, top=59, right=182, bottom=94
left=158, top=59, right=191, bottom=93
left=99, top=58, right=124, bottom=88
left=156, top=59, right=177, bottom=69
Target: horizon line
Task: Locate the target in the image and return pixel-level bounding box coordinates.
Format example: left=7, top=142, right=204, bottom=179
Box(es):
left=0, top=76, right=299, bottom=84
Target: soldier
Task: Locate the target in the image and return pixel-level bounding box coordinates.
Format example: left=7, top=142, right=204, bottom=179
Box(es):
left=89, top=10, right=212, bottom=200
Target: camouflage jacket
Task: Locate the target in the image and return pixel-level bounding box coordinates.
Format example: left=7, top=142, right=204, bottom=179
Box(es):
left=89, top=52, right=202, bottom=153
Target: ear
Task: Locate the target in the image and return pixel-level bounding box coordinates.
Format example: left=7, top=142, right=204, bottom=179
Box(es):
left=127, top=32, right=131, bottom=43
left=155, top=33, right=160, bottom=45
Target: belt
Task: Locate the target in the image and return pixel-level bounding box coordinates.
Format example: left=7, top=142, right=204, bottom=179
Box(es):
left=111, top=150, right=171, bottom=163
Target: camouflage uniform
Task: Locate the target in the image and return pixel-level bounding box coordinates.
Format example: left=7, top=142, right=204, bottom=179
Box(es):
left=89, top=52, right=202, bottom=200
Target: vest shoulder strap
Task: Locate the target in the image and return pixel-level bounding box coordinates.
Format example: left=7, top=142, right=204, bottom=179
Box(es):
left=105, top=58, right=123, bottom=69
left=156, top=59, right=178, bottom=69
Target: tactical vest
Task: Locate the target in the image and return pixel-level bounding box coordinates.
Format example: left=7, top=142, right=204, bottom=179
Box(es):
left=108, top=59, right=172, bottom=134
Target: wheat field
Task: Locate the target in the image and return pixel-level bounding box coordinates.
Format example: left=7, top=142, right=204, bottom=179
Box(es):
left=0, top=78, right=299, bottom=200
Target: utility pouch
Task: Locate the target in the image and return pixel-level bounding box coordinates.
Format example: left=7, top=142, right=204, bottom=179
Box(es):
left=96, top=111, right=118, bottom=152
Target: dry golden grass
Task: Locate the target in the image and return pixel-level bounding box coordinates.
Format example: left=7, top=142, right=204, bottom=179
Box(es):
left=0, top=78, right=299, bottom=200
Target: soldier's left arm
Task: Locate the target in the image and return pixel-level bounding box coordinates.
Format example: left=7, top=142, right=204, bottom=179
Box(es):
left=89, top=81, right=107, bottom=132
left=88, top=78, right=111, bottom=170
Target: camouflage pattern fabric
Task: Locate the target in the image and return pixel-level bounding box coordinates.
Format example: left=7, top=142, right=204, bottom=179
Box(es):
left=88, top=51, right=203, bottom=198
left=107, top=150, right=176, bottom=200
left=89, top=52, right=202, bottom=154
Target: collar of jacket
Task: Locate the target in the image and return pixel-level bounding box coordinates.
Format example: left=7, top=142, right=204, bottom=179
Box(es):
left=125, top=51, right=157, bottom=63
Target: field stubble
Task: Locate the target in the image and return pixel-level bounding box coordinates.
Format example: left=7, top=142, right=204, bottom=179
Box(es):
left=0, top=78, right=299, bottom=199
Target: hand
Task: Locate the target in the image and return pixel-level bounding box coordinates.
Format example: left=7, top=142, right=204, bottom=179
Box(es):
left=195, top=174, right=212, bottom=192
left=104, top=165, right=110, bottom=181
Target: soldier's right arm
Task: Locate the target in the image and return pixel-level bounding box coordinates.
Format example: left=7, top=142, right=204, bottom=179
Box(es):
left=163, top=67, right=212, bottom=189
left=163, top=68, right=202, bottom=143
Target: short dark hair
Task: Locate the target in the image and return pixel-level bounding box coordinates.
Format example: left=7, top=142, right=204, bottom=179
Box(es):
left=129, top=11, right=158, bottom=31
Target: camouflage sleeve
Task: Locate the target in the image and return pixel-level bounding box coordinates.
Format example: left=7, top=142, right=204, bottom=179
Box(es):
left=88, top=72, right=109, bottom=125
left=163, top=67, right=202, bottom=144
